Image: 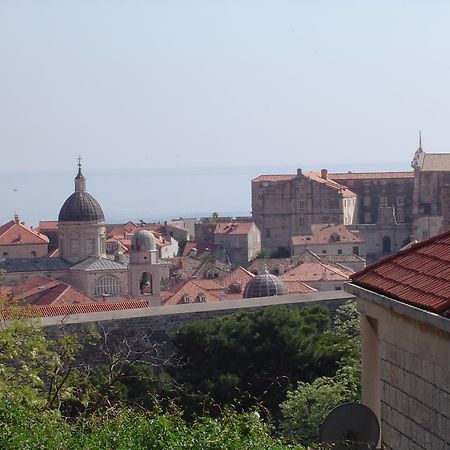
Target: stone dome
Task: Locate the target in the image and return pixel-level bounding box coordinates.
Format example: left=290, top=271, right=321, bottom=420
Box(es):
left=58, top=192, right=105, bottom=222
left=243, top=271, right=288, bottom=299
left=132, top=229, right=156, bottom=252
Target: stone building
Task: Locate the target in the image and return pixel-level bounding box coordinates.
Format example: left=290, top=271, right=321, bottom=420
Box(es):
left=411, top=141, right=450, bottom=239
left=0, top=162, right=163, bottom=302
left=213, top=221, right=261, bottom=266
left=252, top=169, right=357, bottom=251
left=346, top=230, right=449, bottom=450
left=253, top=141, right=450, bottom=259
left=0, top=216, right=49, bottom=258
left=290, top=223, right=365, bottom=258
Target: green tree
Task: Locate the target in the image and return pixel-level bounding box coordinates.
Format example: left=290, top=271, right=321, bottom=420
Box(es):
left=170, top=306, right=354, bottom=420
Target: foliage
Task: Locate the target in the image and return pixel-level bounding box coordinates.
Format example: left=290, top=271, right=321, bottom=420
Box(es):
left=279, top=301, right=362, bottom=444
left=256, top=248, right=273, bottom=259
left=170, top=305, right=354, bottom=420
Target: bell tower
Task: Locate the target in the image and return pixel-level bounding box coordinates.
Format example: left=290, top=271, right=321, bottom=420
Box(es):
left=128, top=229, right=161, bottom=305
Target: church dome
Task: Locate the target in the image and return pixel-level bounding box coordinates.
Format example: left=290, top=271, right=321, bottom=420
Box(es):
left=58, top=192, right=105, bottom=222
left=132, top=229, right=156, bottom=252
left=58, top=163, right=104, bottom=222
left=243, top=271, right=288, bottom=299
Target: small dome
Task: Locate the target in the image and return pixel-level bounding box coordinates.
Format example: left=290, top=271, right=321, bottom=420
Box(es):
left=243, top=271, right=288, bottom=299
left=132, top=229, right=156, bottom=252
left=58, top=192, right=105, bottom=222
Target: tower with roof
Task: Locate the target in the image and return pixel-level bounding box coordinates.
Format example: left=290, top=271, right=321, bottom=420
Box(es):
left=128, top=229, right=162, bottom=304
left=58, top=158, right=106, bottom=263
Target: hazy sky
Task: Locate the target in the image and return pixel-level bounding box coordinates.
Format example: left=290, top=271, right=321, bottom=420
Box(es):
left=1, top=0, right=450, bottom=174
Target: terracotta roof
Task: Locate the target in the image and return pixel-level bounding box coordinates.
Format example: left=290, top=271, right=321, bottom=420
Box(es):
left=351, top=230, right=450, bottom=316
left=291, top=224, right=363, bottom=246
left=420, top=153, right=450, bottom=171
left=221, top=266, right=255, bottom=292
left=280, top=261, right=352, bottom=282
left=48, top=248, right=60, bottom=257
left=329, top=171, right=414, bottom=180
left=252, top=174, right=296, bottom=182
left=9, top=275, right=97, bottom=306
left=307, top=172, right=356, bottom=197
left=0, top=219, right=49, bottom=245
left=162, top=279, right=225, bottom=305
left=282, top=280, right=317, bottom=293
left=214, top=222, right=254, bottom=235
left=38, top=221, right=58, bottom=231
left=3, top=300, right=149, bottom=319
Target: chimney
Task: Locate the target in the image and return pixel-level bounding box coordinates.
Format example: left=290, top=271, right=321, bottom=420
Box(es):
left=321, top=169, right=328, bottom=180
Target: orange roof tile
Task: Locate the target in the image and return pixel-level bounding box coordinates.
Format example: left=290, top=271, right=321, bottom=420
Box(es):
left=351, top=230, right=450, bottom=315
left=182, top=242, right=219, bottom=257
left=0, top=220, right=49, bottom=245
left=282, top=280, right=317, bottom=293
left=162, top=278, right=225, bottom=305
left=3, top=300, right=149, bottom=319
left=38, top=221, right=58, bottom=231
left=252, top=174, right=296, bottom=182
left=329, top=171, right=414, bottom=180
left=307, top=172, right=357, bottom=197
left=291, top=224, right=363, bottom=246
left=221, top=266, right=255, bottom=290
left=280, top=261, right=352, bottom=282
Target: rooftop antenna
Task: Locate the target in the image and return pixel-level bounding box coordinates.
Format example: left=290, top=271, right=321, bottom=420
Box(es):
left=418, top=131, right=423, bottom=151
left=77, top=155, right=83, bottom=169
left=319, top=402, right=380, bottom=450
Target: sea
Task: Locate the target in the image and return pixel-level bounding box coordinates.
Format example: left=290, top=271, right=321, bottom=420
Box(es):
left=0, top=161, right=408, bottom=227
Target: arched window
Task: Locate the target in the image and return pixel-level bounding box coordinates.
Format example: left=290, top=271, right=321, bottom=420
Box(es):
left=139, top=272, right=153, bottom=295
left=93, top=276, right=122, bottom=297
left=382, top=236, right=391, bottom=253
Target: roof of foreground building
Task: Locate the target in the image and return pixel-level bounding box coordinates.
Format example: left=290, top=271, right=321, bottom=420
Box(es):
left=351, top=230, right=450, bottom=316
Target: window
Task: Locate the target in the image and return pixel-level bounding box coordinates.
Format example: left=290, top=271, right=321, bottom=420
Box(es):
left=364, top=196, right=371, bottom=207
left=265, top=229, right=271, bottom=238
left=31, top=251, right=37, bottom=257
left=380, top=196, right=387, bottom=206
left=321, top=249, right=327, bottom=254
left=198, top=293, right=206, bottom=302
left=337, top=249, right=343, bottom=255
left=298, top=217, right=305, bottom=228
left=397, top=196, right=404, bottom=206
left=70, top=239, right=78, bottom=256
left=182, top=294, right=192, bottom=303
left=382, top=236, right=392, bottom=253
left=364, top=212, right=371, bottom=223
left=335, top=286, right=342, bottom=290
left=262, top=182, right=270, bottom=187
left=353, top=246, right=360, bottom=256
left=2, top=252, right=8, bottom=258
left=364, top=180, right=370, bottom=185
left=380, top=179, right=387, bottom=185
left=93, top=276, right=121, bottom=297
left=322, top=216, right=330, bottom=223
left=299, top=200, right=305, bottom=209
left=396, top=209, right=405, bottom=223
left=86, top=238, right=95, bottom=256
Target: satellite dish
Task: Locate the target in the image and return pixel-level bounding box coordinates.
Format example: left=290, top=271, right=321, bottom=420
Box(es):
left=319, top=402, right=380, bottom=450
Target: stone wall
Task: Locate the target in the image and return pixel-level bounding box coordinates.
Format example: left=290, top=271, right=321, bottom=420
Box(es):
left=41, top=291, right=354, bottom=367
left=349, top=284, right=450, bottom=450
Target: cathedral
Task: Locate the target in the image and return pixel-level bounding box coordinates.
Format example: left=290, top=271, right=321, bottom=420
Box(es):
left=0, top=162, right=162, bottom=304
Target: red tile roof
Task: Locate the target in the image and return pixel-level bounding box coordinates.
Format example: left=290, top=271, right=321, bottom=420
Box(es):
left=0, top=220, right=49, bottom=245
left=162, top=279, right=225, bottom=305
left=221, top=266, right=255, bottom=290
left=351, top=230, right=450, bottom=316
left=282, top=280, right=317, bottom=293
left=214, top=222, right=254, bottom=235
left=291, top=224, right=363, bottom=246
left=10, top=276, right=97, bottom=306
left=3, top=300, right=149, bottom=319
left=280, top=261, right=352, bottom=282
left=253, top=174, right=296, bottom=182
left=252, top=172, right=356, bottom=197
left=329, top=171, right=414, bottom=180
left=38, top=220, right=58, bottom=231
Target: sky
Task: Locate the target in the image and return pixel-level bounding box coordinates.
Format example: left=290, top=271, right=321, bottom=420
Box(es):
left=1, top=1, right=450, bottom=224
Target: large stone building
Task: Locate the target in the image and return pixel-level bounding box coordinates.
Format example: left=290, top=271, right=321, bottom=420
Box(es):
left=252, top=142, right=450, bottom=260
left=346, top=230, right=449, bottom=450
left=252, top=169, right=357, bottom=250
